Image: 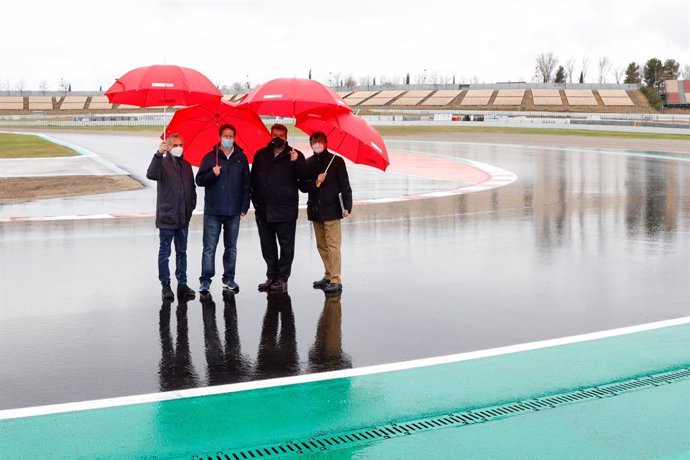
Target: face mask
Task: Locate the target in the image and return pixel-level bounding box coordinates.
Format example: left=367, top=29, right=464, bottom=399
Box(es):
left=312, top=143, right=324, bottom=154
left=269, top=137, right=285, bottom=149
left=221, top=138, right=234, bottom=149
left=170, top=146, right=183, bottom=157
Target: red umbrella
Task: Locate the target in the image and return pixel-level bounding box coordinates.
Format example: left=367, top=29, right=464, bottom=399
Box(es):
left=237, top=77, right=351, bottom=117
left=163, top=100, right=271, bottom=166
left=295, top=111, right=389, bottom=171
left=105, top=64, right=222, bottom=107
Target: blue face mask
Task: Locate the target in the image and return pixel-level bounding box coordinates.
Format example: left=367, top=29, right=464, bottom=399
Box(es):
left=221, top=139, right=234, bottom=149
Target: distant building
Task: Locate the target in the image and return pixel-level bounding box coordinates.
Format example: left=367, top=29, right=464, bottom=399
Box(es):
left=661, top=80, right=690, bottom=107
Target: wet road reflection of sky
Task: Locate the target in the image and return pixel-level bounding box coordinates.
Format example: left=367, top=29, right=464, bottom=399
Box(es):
left=0, top=139, right=688, bottom=410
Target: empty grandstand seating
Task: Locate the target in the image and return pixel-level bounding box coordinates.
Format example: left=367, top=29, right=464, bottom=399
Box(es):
left=565, top=89, right=597, bottom=105
left=0, top=97, right=24, bottom=110
left=28, top=96, right=53, bottom=110
left=597, top=89, right=633, bottom=106
left=344, top=91, right=378, bottom=106
left=421, top=89, right=461, bottom=106
left=460, top=89, right=492, bottom=106
left=59, top=96, right=87, bottom=110
left=336, top=91, right=353, bottom=99
left=88, top=96, right=113, bottom=110
left=361, top=90, right=404, bottom=106
left=492, top=89, right=525, bottom=106
left=391, top=90, right=432, bottom=106
left=531, top=89, right=562, bottom=106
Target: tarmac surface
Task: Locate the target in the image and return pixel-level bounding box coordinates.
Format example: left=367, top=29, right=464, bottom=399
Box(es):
left=0, top=131, right=688, bottom=412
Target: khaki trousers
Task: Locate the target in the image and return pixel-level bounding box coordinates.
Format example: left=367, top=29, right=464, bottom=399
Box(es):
left=312, top=219, right=342, bottom=284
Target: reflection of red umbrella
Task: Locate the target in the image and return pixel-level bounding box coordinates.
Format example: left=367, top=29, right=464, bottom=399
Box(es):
left=295, top=111, right=389, bottom=171
left=105, top=65, right=222, bottom=107
left=237, top=78, right=351, bottom=117
left=163, top=100, right=271, bottom=166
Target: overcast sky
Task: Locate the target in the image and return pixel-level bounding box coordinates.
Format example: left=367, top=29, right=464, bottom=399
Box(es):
left=2, top=0, right=688, bottom=91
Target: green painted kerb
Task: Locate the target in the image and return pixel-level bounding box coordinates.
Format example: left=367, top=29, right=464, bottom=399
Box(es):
left=1, top=324, right=689, bottom=459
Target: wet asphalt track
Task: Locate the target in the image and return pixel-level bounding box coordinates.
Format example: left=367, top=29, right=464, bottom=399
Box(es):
left=0, top=133, right=688, bottom=410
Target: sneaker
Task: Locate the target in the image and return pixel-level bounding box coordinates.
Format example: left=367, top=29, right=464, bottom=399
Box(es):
left=313, top=278, right=330, bottom=289
left=268, top=279, right=287, bottom=292
left=323, top=283, right=342, bottom=295
left=177, top=283, right=196, bottom=300
left=257, top=279, right=275, bottom=291
left=161, top=282, right=174, bottom=301
left=222, top=281, right=240, bottom=294
left=199, top=283, right=210, bottom=295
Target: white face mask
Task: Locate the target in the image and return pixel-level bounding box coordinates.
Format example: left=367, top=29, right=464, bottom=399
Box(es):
left=312, top=143, right=324, bottom=154
left=170, top=146, right=183, bottom=157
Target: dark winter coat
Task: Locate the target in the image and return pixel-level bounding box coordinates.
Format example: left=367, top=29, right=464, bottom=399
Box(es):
left=196, top=144, right=251, bottom=216
left=146, top=152, right=197, bottom=229
left=301, top=149, right=353, bottom=222
left=251, top=143, right=306, bottom=223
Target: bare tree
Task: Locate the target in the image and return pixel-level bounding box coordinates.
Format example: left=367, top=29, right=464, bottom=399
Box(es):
left=682, top=64, right=690, bottom=79
left=39, top=80, right=49, bottom=95
left=413, top=73, right=426, bottom=84
left=535, top=53, right=558, bottom=83
left=58, top=78, right=69, bottom=96
left=565, top=59, right=576, bottom=83
left=470, top=76, right=480, bottom=84
left=598, top=56, right=610, bottom=83
left=581, top=58, right=590, bottom=83
left=344, top=75, right=356, bottom=89
left=14, top=79, right=25, bottom=96
left=357, top=75, right=371, bottom=88
left=428, top=71, right=441, bottom=85
left=0, top=78, right=10, bottom=95
left=613, top=67, right=624, bottom=84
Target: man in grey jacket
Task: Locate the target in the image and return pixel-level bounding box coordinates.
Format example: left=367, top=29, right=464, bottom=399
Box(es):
left=146, top=133, right=197, bottom=301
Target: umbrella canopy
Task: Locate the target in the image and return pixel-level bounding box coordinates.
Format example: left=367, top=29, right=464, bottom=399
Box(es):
left=295, top=111, right=389, bottom=171
left=105, top=64, right=222, bottom=107
left=163, top=100, right=271, bottom=166
left=237, top=78, right=351, bottom=117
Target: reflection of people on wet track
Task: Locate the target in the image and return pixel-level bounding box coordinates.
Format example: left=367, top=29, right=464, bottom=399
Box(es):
left=308, top=294, right=352, bottom=373
left=254, top=291, right=299, bottom=379
left=196, top=124, right=251, bottom=296
left=301, top=132, right=352, bottom=295
left=200, top=293, right=251, bottom=386
left=251, top=124, right=306, bottom=293
left=146, top=134, right=197, bottom=302
left=158, top=299, right=199, bottom=392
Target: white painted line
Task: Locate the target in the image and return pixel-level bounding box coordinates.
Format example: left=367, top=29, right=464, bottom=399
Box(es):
left=1, top=316, right=688, bottom=421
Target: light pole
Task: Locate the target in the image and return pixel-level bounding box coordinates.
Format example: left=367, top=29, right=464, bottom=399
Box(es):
left=245, top=75, right=250, bottom=90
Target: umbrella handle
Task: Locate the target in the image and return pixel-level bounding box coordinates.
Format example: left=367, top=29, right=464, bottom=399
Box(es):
left=324, top=154, right=336, bottom=173
left=163, top=106, right=167, bottom=141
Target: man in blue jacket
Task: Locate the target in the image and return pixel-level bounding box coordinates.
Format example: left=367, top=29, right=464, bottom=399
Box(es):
left=146, top=133, right=197, bottom=301
left=196, top=124, right=251, bottom=295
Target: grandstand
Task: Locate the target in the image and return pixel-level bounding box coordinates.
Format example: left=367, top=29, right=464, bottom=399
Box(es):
left=0, top=97, right=24, bottom=110
left=460, top=90, right=493, bottom=106
left=59, top=96, right=87, bottom=110
left=663, top=80, right=690, bottom=107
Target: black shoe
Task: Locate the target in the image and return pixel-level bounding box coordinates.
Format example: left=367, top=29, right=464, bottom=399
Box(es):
left=268, top=279, right=287, bottom=292
left=161, top=282, right=174, bottom=301
left=257, top=279, right=275, bottom=291
left=177, top=283, right=196, bottom=300
left=313, top=278, right=330, bottom=289
left=323, top=283, right=342, bottom=295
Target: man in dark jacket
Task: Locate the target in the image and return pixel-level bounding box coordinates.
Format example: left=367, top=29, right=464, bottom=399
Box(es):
left=196, top=124, right=251, bottom=295
left=251, top=124, right=306, bottom=292
left=302, top=132, right=352, bottom=295
left=146, top=133, right=197, bottom=301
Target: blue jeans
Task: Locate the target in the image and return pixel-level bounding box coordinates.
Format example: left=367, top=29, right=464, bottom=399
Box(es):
left=200, top=214, right=241, bottom=288
left=158, top=226, right=189, bottom=284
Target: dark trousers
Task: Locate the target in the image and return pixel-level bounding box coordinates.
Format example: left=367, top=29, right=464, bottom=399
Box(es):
left=200, top=214, right=241, bottom=288
left=158, top=226, right=189, bottom=284
left=255, top=216, right=296, bottom=281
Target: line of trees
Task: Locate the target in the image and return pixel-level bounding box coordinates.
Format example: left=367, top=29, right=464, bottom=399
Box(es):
left=534, top=53, right=687, bottom=88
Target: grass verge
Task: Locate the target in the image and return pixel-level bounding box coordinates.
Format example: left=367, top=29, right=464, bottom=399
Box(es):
left=0, top=175, right=143, bottom=203
left=0, top=133, right=79, bottom=158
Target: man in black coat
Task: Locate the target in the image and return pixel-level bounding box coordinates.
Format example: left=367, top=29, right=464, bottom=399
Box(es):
left=196, top=124, right=251, bottom=296
left=146, top=133, right=197, bottom=301
left=250, top=124, right=306, bottom=292
left=301, top=132, right=352, bottom=295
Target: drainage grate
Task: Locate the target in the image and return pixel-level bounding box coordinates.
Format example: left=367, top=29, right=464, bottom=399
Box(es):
left=191, top=366, right=690, bottom=459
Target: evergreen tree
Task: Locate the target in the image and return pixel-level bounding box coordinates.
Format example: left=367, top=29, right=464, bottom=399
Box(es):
left=554, top=66, right=565, bottom=83
left=578, top=71, right=584, bottom=84
left=643, top=58, right=664, bottom=90
left=624, top=62, right=641, bottom=84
